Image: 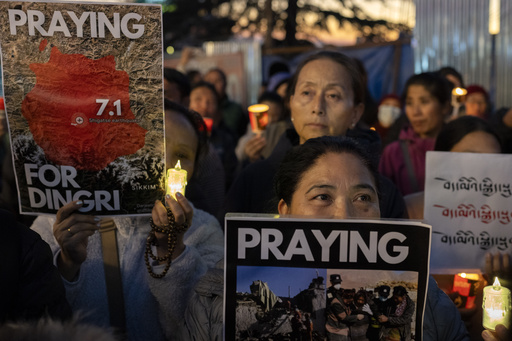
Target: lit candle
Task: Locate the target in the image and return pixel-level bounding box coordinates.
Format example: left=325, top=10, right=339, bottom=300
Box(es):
left=166, top=160, right=187, bottom=200
left=451, top=87, right=468, bottom=118
left=482, top=277, right=512, bottom=330
left=452, top=87, right=468, bottom=97
left=203, top=117, right=213, bottom=134
left=248, top=104, right=269, bottom=133
left=452, top=273, right=481, bottom=309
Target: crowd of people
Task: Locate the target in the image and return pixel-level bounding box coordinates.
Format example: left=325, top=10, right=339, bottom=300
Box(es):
left=325, top=273, right=417, bottom=341
left=1, top=47, right=511, bottom=341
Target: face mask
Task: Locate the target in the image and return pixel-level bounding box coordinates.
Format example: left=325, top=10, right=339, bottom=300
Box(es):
left=378, top=105, right=401, bottom=128
left=334, top=284, right=341, bottom=290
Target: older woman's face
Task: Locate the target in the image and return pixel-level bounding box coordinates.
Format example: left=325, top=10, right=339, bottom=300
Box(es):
left=278, top=152, right=380, bottom=219
left=165, top=110, right=198, bottom=181
left=289, top=59, right=364, bottom=144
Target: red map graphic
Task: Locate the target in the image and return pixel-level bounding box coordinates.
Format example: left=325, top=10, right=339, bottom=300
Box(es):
left=22, top=46, right=147, bottom=171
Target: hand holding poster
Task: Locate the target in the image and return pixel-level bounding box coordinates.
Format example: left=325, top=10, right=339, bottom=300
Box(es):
left=424, top=151, right=512, bottom=273
left=0, top=1, right=164, bottom=215
left=225, top=215, right=431, bottom=341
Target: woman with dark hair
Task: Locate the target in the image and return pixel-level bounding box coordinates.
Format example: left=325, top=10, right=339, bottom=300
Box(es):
left=438, top=66, right=464, bottom=88
left=203, top=68, right=248, bottom=141
left=275, top=136, right=469, bottom=341
left=434, top=115, right=501, bottom=152
left=31, top=99, right=224, bottom=340
left=189, top=81, right=238, bottom=190
left=405, top=115, right=502, bottom=219
left=226, top=50, right=406, bottom=219
left=379, top=72, right=452, bottom=196
left=275, top=136, right=379, bottom=218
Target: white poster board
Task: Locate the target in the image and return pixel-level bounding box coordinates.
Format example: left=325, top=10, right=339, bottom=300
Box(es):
left=424, top=151, right=512, bottom=273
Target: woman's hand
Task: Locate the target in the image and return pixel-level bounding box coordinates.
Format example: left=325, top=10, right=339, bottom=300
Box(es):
left=53, top=200, right=100, bottom=281
left=244, top=135, right=266, bottom=162
left=151, top=193, right=193, bottom=261
left=482, top=324, right=511, bottom=341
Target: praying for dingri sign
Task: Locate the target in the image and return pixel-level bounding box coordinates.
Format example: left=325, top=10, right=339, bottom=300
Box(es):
left=0, top=1, right=165, bottom=216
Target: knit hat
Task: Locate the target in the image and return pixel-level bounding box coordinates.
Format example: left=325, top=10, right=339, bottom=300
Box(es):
left=465, top=85, right=489, bottom=101
left=379, top=93, right=401, bottom=106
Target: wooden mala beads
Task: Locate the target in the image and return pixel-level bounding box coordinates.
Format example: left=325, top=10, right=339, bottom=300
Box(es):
left=144, top=207, right=189, bottom=278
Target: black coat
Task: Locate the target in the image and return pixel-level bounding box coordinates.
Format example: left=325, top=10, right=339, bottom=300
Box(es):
left=0, top=209, right=71, bottom=323
left=225, top=127, right=406, bottom=218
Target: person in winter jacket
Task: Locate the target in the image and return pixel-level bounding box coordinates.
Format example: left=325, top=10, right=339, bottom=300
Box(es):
left=379, top=72, right=452, bottom=196
left=30, top=101, right=224, bottom=341
left=225, top=50, right=406, bottom=219
left=378, top=286, right=414, bottom=341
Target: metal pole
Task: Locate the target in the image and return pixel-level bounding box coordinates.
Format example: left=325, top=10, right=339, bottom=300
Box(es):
left=490, top=34, right=497, bottom=109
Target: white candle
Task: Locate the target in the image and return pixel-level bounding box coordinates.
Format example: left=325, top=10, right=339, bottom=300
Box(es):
left=482, top=277, right=512, bottom=330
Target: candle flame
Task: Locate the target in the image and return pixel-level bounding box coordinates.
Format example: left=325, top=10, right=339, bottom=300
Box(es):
left=452, top=87, right=467, bottom=96
left=248, top=104, right=269, bottom=113
left=493, top=277, right=501, bottom=289
left=175, top=160, right=181, bottom=170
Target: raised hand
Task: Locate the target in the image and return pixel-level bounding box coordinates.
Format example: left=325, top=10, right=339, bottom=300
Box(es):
left=244, top=134, right=266, bottom=162
left=151, top=193, right=193, bottom=261
left=53, top=200, right=100, bottom=281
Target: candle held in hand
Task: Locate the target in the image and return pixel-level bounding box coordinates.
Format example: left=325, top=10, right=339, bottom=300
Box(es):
left=248, top=104, right=269, bottom=133
left=166, top=160, right=187, bottom=200
left=482, top=277, right=511, bottom=331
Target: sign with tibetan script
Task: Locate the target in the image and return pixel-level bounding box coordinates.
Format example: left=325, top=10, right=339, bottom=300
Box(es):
left=424, top=151, right=512, bottom=273
left=0, top=1, right=164, bottom=215
left=224, top=215, right=431, bottom=341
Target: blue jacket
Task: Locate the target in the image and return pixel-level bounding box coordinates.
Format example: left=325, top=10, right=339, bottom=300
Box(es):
left=424, top=276, right=470, bottom=341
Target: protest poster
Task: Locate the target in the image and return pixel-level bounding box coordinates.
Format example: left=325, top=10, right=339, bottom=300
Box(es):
left=225, top=215, right=431, bottom=341
left=0, top=1, right=164, bottom=215
left=424, top=151, right=512, bottom=273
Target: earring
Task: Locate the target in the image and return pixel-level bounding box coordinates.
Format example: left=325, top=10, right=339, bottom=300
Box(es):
left=291, top=117, right=295, bottom=122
